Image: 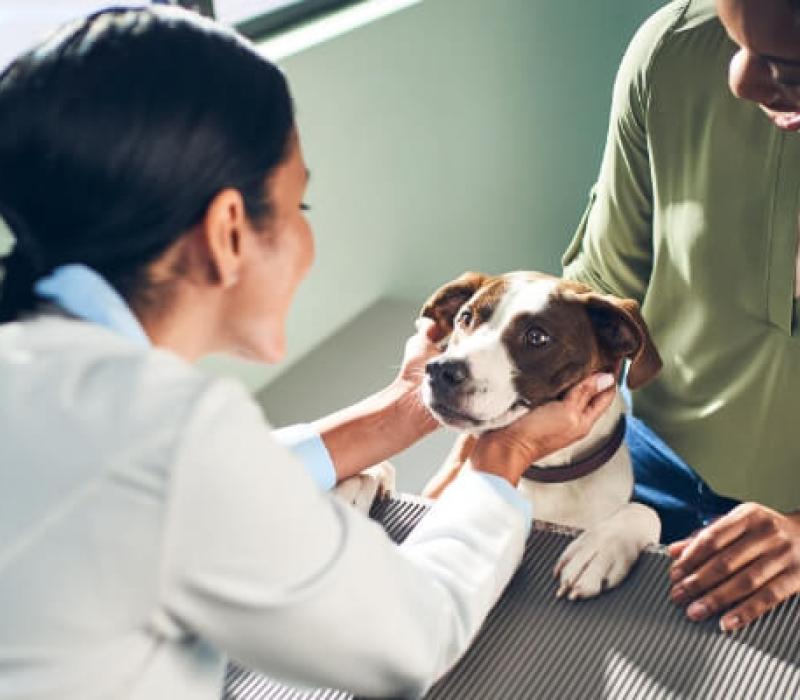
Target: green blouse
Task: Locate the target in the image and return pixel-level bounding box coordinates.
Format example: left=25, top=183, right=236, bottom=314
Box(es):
left=563, top=0, right=800, bottom=511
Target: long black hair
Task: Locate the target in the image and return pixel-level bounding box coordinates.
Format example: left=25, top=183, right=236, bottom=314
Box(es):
left=0, top=6, right=294, bottom=322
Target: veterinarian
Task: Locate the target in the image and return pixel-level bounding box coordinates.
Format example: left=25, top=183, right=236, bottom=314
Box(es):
left=0, top=7, right=617, bottom=699
left=563, top=0, right=800, bottom=633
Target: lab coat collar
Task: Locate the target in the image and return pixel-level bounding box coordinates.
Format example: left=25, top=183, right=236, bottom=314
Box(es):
left=34, top=264, right=151, bottom=349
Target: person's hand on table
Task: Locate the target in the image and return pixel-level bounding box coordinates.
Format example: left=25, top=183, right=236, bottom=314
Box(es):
left=470, top=373, right=617, bottom=485
left=668, top=503, right=800, bottom=631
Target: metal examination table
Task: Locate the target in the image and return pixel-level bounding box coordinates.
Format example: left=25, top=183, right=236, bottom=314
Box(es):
left=223, top=495, right=800, bottom=699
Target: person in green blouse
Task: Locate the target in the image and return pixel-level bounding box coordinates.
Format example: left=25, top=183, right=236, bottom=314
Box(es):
left=563, top=0, right=800, bottom=632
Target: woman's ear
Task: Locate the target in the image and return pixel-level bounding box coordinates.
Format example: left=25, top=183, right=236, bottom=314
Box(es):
left=202, top=188, right=248, bottom=288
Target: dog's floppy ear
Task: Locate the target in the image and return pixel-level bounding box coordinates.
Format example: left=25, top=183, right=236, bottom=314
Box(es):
left=583, top=294, right=662, bottom=390
left=420, top=271, right=489, bottom=336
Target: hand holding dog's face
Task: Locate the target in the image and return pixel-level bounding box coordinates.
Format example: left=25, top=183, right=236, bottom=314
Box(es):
left=396, top=317, right=446, bottom=385
left=419, top=271, right=662, bottom=433
left=420, top=271, right=664, bottom=601
left=469, top=372, right=617, bottom=484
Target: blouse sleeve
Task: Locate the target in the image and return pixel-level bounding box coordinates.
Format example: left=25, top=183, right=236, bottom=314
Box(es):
left=561, top=3, right=681, bottom=301
left=158, top=380, right=530, bottom=698
left=271, top=423, right=337, bottom=491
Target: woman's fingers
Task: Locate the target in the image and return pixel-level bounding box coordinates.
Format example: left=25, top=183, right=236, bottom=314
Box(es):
left=400, top=318, right=444, bottom=384
left=415, top=316, right=447, bottom=344
left=564, top=373, right=616, bottom=407
left=666, top=503, right=800, bottom=631
left=507, top=373, right=617, bottom=458
left=469, top=372, right=620, bottom=484
left=585, top=379, right=617, bottom=417
left=670, top=530, right=765, bottom=605
left=670, top=504, right=759, bottom=579
left=561, top=373, right=617, bottom=428
left=721, top=570, right=800, bottom=631
left=666, top=537, right=693, bottom=559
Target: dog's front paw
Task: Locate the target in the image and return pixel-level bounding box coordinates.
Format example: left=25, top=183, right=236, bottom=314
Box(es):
left=553, top=503, right=659, bottom=600
left=363, top=461, right=396, bottom=498
left=554, top=528, right=643, bottom=600
left=332, top=461, right=396, bottom=514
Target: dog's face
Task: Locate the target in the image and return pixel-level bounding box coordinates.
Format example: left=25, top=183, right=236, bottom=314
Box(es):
left=420, top=271, right=662, bottom=432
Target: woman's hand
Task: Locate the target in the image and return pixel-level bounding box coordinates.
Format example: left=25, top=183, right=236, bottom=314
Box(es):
left=469, top=373, right=617, bottom=485
left=315, top=318, right=445, bottom=482
left=667, top=503, right=800, bottom=631
left=388, top=317, right=445, bottom=437
left=396, top=317, right=445, bottom=388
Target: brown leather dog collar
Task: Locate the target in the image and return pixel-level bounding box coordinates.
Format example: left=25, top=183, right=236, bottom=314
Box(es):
left=522, top=415, right=627, bottom=484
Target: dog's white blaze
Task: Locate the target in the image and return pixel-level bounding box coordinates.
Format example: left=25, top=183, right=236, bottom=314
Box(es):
left=446, top=277, right=558, bottom=429
left=445, top=325, right=518, bottom=423
left=498, top=276, right=557, bottom=324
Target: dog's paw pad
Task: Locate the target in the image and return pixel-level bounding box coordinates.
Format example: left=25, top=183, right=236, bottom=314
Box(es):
left=555, top=530, right=640, bottom=600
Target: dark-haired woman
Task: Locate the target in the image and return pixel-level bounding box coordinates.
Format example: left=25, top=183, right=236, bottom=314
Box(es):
left=0, top=7, right=614, bottom=699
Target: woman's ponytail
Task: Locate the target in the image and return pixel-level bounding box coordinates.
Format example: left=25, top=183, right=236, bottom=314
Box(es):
left=0, top=209, right=45, bottom=323
left=0, top=6, right=294, bottom=324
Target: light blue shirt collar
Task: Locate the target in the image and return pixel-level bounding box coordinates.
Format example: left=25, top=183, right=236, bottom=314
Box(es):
left=34, top=264, right=151, bottom=349
left=34, top=265, right=340, bottom=491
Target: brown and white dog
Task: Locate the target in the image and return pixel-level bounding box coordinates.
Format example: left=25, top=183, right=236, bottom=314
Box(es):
left=420, top=271, right=663, bottom=599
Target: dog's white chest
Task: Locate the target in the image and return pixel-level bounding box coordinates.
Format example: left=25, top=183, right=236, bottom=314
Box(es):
left=516, top=445, right=633, bottom=530
left=515, top=393, right=634, bottom=530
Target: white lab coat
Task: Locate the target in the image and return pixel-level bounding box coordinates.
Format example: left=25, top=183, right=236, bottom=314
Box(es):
left=0, top=312, right=529, bottom=700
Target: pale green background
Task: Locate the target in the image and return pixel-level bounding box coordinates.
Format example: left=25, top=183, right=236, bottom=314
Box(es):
left=252, top=0, right=667, bottom=491
left=0, top=0, right=664, bottom=394
left=208, top=0, right=664, bottom=389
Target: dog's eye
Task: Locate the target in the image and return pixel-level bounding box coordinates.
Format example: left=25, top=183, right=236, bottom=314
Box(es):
left=457, top=309, right=473, bottom=327
left=524, top=327, right=551, bottom=347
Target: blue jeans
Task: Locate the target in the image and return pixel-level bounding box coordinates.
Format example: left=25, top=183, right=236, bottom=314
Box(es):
left=624, top=409, right=740, bottom=544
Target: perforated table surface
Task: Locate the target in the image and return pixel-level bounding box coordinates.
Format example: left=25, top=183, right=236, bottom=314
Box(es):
left=223, top=495, right=800, bottom=699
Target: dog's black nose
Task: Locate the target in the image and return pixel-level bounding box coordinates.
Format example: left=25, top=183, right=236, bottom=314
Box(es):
left=425, top=359, right=470, bottom=389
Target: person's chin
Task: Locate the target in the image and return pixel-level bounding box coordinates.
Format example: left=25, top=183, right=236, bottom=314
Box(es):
left=257, top=337, right=286, bottom=364
left=760, top=106, right=800, bottom=131
left=230, top=332, right=286, bottom=364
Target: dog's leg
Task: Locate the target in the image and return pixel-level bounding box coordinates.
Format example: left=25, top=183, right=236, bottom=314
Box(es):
left=333, top=461, right=396, bottom=514
left=421, top=433, right=477, bottom=499
left=554, top=503, right=660, bottom=599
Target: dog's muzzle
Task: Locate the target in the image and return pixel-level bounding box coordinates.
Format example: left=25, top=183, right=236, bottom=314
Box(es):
left=425, top=358, right=471, bottom=395
left=423, top=358, right=482, bottom=426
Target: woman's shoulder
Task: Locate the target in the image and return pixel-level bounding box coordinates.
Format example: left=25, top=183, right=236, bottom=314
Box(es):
left=679, top=0, right=719, bottom=31
left=0, top=313, right=261, bottom=478
left=638, top=0, right=718, bottom=40
left=619, top=0, right=722, bottom=79
left=611, top=0, right=728, bottom=126
left=1, top=312, right=213, bottom=395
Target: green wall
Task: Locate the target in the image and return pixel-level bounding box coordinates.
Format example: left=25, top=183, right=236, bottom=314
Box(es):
left=0, top=0, right=665, bottom=390
left=220, top=0, right=663, bottom=389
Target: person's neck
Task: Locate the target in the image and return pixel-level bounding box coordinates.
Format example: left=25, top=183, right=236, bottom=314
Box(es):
left=136, top=294, right=219, bottom=362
